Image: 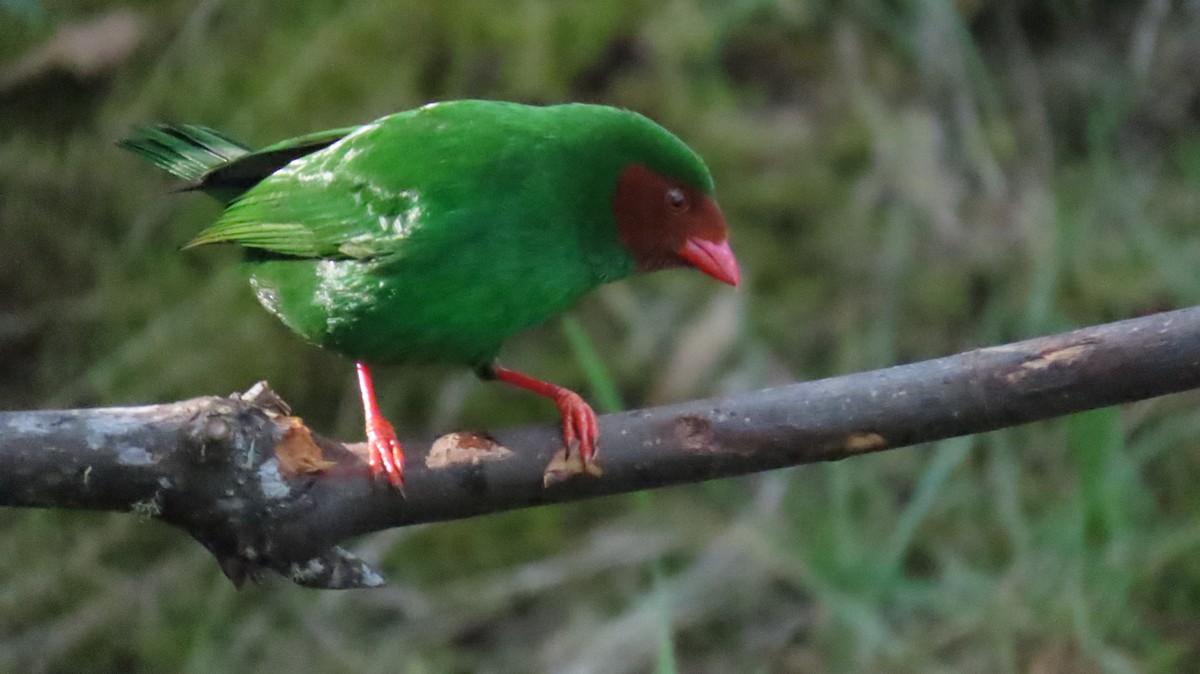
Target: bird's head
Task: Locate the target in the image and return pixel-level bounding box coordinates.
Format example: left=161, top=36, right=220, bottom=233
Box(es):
left=612, top=163, right=740, bottom=288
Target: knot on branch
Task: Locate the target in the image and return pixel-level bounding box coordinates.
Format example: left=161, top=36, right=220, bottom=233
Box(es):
left=160, top=383, right=385, bottom=589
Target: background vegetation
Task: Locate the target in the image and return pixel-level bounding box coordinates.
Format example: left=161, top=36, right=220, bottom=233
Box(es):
left=3, top=0, right=1200, bottom=671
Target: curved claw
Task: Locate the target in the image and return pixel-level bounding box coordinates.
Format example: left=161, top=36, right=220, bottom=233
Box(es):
left=366, top=417, right=405, bottom=490
left=554, top=389, right=600, bottom=470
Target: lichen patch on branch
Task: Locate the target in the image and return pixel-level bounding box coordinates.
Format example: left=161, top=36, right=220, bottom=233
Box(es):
left=117, top=445, right=155, bottom=466
left=257, top=460, right=290, bottom=499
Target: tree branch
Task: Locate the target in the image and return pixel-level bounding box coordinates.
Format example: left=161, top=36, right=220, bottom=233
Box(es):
left=4, top=306, right=1200, bottom=589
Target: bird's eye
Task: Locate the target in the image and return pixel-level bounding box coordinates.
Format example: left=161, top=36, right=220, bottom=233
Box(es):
left=666, top=187, right=688, bottom=212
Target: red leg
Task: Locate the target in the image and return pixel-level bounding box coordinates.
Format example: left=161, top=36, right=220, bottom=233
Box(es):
left=489, top=364, right=599, bottom=471
left=355, top=362, right=405, bottom=489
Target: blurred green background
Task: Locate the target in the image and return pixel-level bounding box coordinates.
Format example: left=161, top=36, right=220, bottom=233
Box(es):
left=4, top=0, right=1200, bottom=671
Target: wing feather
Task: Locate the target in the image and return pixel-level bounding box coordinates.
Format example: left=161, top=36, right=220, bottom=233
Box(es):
left=186, top=123, right=416, bottom=260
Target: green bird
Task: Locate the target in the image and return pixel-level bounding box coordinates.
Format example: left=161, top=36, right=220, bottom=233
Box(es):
left=120, top=100, right=740, bottom=488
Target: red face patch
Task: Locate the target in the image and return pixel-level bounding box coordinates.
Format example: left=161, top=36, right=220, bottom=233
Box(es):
left=613, top=163, right=739, bottom=286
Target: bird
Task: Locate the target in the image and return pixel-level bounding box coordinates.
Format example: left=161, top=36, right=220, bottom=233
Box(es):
left=119, top=100, right=740, bottom=489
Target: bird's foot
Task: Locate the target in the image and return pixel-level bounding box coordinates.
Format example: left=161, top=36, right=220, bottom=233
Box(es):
left=553, top=388, right=600, bottom=472
left=356, top=361, right=404, bottom=491
left=485, top=363, right=603, bottom=484
left=541, top=389, right=603, bottom=486
left=365, top=416, right=405, bottom=490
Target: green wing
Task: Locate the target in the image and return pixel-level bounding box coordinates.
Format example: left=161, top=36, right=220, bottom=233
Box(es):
left=186, top=124, right=417, bottom=260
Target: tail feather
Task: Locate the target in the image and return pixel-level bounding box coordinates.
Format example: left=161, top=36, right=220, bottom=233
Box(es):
left=117, top=124, right=251, bottom=182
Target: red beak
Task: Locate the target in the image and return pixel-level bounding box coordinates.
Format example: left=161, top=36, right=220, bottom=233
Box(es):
left=678, top=237, right=741, bottom=288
